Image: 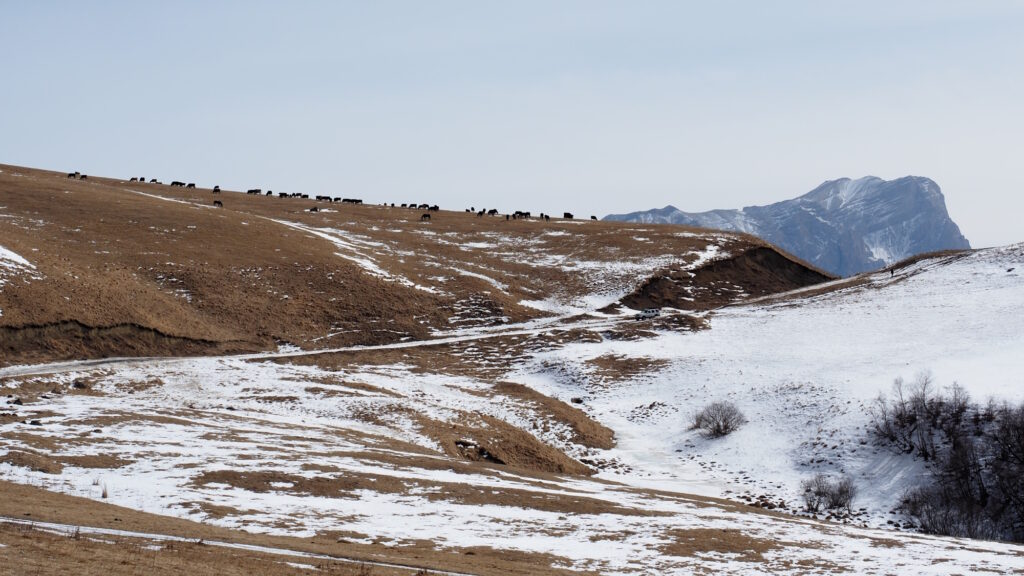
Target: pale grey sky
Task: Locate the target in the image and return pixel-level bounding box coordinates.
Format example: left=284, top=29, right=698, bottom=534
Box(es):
left=2, top=1, right=1022, bottom=246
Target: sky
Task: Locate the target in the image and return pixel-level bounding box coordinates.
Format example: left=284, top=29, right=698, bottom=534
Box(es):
left=1, top=1, right=1023, bottom=247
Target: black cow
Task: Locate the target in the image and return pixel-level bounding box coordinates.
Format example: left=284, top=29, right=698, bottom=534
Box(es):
left=420, top=213, right=431, bottom=221
left=213, top=186, right=221, bottom=193
left=487, top=209, right=498, bottom=216
left=429, top=205, right=439, bottom=211
left=477, top=210, right=485, bottom=217
left=79, top=175, right=87, bottom=180
left=544, top=214, right=550, bottom=221
left=149, top=179, right=159, bottom=183
left=310, top=206, right=319, bottom=212
left=247, top=188, right=261, bottom=195
left=265, top=191, right=272, bottom=196
left=129, top=177, right=138, bottom=182
left=278, top=192, right=287, bottom=198
left=187, top=183, right=196, bottom=189
left=563, top=212, right=573, bottom=219
left=591, top=215, right=597, bottom=220
left=213, top=200, right=223, bottom=208
left=171, top=181, right=185, bottom=187
left=67, top=172, right=78, bottom=179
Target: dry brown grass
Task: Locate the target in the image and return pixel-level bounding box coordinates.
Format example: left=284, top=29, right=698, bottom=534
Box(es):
left=659, top=528, right=783, bottom=562
left=491, top=382, right=615, bottom=449
left=0, top=480, right=582, bottom=576
left=0, top=521, right=406, bottom=576
left=1, top=162, right=816, bottom=367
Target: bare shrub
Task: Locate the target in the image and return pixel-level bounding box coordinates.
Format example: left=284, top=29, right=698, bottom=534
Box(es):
left=800, top=474, right=857, bottom=513
left=690, top=401, right=746, bottom=438
left=871, top=373, right=1024, bottom=542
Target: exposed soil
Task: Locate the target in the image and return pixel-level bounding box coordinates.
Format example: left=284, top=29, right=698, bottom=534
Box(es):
left=621, top=245, right=834, bottom=311
left=418, top=414, right=594, bottom=476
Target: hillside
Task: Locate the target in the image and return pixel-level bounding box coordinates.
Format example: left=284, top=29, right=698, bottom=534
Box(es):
left=0, top=163, right=823, bottom=367
left=604, top=176, right=971, bottom=277
left=3, top=163, right=1024, bottom=574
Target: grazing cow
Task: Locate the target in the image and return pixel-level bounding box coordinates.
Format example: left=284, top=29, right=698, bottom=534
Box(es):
left=67, top=172, right=77, bottom=178
left=310, top=206, right=319, bottom=212
left=420, top=213, right=431, bottom=221
left=187, top=183, right=196, bottom=189
left=301, top=194, right=309, bottom=199
left=79, top=175, right=87, bottom=180
left=401, top=203, right=408, bottom=208
left=563, top=212, right=573, bottom=219
left=465, top=209, right=471, bottom=213
left=418, top=203, right=429, bottom=209
left=506, top=214, right=510, bottom=220
left=171, top=181, right=185, bottom=187
left=334, top=197, right=342, bottom=202
left=213, top=186, right=221, bottom=193
left=477, top=210, right=485, bottom=217
left=247, top=188, right=261, bottom=195
left=265, top=190, right=272, bottom=196
left=429, top=205, right=439, bottom=211
left=213, top=200, right=223, bottom=208
left=150, top=179, right=158, bottom=183
left=129, top=177, right=138, bottom=182
left=544, top=214, right=550, bottom=222
left=278, top=192, right=287, bottom=198
left=487, top=208, right=498, bottom=216
left=591, top=215, right=597, bottom=220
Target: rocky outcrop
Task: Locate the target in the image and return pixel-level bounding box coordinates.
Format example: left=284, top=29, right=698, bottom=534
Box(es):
left=605, top=176, right=971, bottom=276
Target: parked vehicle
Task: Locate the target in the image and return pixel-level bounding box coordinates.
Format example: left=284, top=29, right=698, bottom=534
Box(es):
left=634, top=308, right=661, bottom=320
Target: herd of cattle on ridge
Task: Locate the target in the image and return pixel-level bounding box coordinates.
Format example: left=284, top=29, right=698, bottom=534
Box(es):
left=66, top=170, right=598, bottom=222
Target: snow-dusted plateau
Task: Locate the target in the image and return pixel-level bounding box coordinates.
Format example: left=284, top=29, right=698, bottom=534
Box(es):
left=1, top=164, right=1023, bottom=574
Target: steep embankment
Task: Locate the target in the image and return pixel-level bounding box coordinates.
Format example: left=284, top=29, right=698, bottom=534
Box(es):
left=621, top=245, right=834, bottom=311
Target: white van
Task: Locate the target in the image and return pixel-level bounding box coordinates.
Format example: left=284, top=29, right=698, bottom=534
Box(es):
left=634, top=308, right=660, bottom=320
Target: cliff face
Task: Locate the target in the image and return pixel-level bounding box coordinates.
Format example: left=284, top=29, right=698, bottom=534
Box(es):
left=605, top=176, right=971, bottom=277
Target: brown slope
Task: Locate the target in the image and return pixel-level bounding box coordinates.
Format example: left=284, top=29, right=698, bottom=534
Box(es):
left=1, top=163, right=815, bottom=366
left=0, top=165, right=445, bottom=365
left=621, top=244, right=835, bottom=311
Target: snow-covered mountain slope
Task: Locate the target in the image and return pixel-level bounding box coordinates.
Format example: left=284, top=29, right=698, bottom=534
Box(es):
left=517, top=243, right=1024, bottom=524
left=2, top=244, right=1023, bottom=573
left=605, top=176, right=971, bottom=277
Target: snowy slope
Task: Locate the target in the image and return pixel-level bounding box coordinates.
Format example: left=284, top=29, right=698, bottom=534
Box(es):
left=2, top=238, right=1024, bottom=573
left=515, top=243, right=1024, bottom=522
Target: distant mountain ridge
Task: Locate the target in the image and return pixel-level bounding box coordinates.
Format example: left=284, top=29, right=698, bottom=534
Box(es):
left=604, top=176, right=971, bottom=276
